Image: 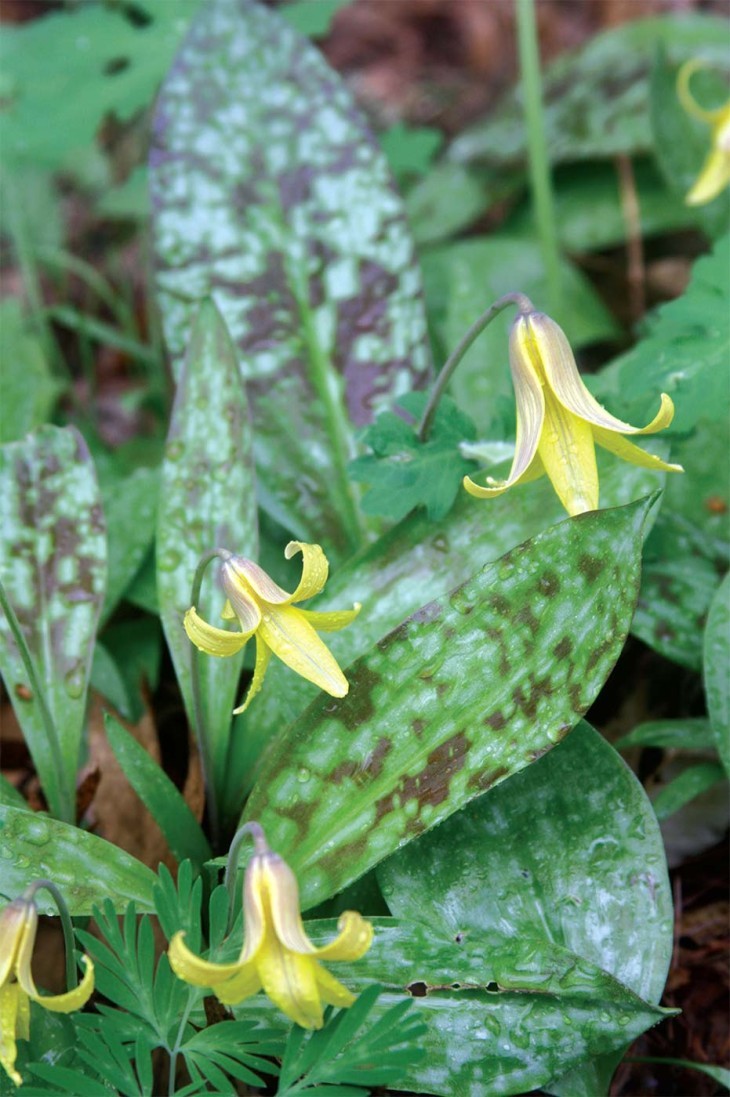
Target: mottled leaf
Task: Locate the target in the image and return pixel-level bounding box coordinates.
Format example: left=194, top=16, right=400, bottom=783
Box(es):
left=156, top=299, right=256, bottom=795
left=150, top=0, right=432, bottom=558
left=704, top=574, right=730, bottom=776
left=103, top=714, right=211, bottom=867
left=0, top=806, right=156, bottom=915
left=226, top=459, right=662, bottom=800
left=0, top=426, right=106, bottom=821
left=233, top=918, right=672, bottom=1097
left=243, top=497, right=654, bottom=909
left=450, top=15, right=730, bottom=168
left=379, top=723, right=673, bottom=1097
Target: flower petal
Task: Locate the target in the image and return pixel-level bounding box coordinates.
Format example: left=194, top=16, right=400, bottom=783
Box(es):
left=283, top=542, right=329, bottom=604
left=313, top=911, right=373, bottom=961
left=221, top=562, right=268, bottom=627
left=529, top=313, right=675, bottom=435
left=263, top=855, right=317, bottom=955
left=0, top=984, right=26, bottom=1086
left=593, top=428, right=685, bottom=473
left=232, top=638, right=272, bottom=715
left=184, top=606, right=254, bottom=657
left=168, top=932, right=246, bottom=988
left=240, top=855, right=268, bottom=964
left=258, top=605, right=349, bottom=697
left=538, top=389, right=598, bottom=516
left=463, top=453, right=545, bottom=499
left=296, top=604, right=361, bottom=632
left=213, top=962, right=261, bottom=1006
left=256, top=933, right=324, bottom=1029
left=16, top=927, right=94, bottom=1014
left=0, top=901, right=29, bottom=987
left=686, top=143, right=730, bottom=206
left=226, top=557, right=291, bottom=605
left=677, top=59, right=727, bottom=125
left=312, top=963, right=356, bottom=1009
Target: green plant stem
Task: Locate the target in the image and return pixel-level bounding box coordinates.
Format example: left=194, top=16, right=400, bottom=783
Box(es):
left=189, top=549, right=229, bottom=851
left=168, top=996, right=195, bottom=1097
left=224, top=821, right=267, bottom=931
left=25, top=880, right=78, bottom=990
left=0, top=579, right=73, bottom=823
left=515, top=0, right=561, bottom=314
left=417, top=292, right=534, bottom=441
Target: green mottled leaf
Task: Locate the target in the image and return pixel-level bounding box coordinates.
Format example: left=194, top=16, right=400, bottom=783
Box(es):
left=0, top=805, right=156, bottom=914
left=450, top=15, right=730, bottom=169
left=227, top=459, right=663, bottom=798
left=0, top=426, right=106, bottom=821
left=1, top=1, right=198, bottom=171
left=614, top=718, right=715, bottom=752
left=243, top=497, right=653, bottom=909
left=150, top=0, right=432, bottom=559
left=652, top=761, right=726, bottom=819
left=233, top=917, right=672, bottom=1097
left=379, top=723, right=673, bottom=1097
left=100, top=467, right=159, bottom=626
left=103, top=714, right=211, bottom=866
left=156, top=299, right=257, bottom=797
left=0, top=300, right=62, bottom=443
left=422, top=237, right=618, bottom=435
left=632, top=512, right=725, bottom=670
left=704, top=574, right=730, bottom=776
left=348, top=393, right=477, bottom=522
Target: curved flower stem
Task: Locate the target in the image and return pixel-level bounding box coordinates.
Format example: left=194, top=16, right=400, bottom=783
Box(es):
left=189, top=549, right=230, bottom=851
left=25, top=879, right=77, bottom=991
left=515, top=0, right=561, bottom=314
left=417, top=292, right=534, bottom=442
left=0, top=579, right=74, bottom=823
left=223, top=821, right=267, bottom=932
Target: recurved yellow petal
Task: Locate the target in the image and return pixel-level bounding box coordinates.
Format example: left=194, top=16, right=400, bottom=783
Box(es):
left=213, top=963, right=261, bottom=1006
left=312, top=963, right=357, bottom=1009
left=0, top=984, right=25, bottom=1086
left=677, top=59, right=726, bottom=124
left=184, top=607, right=253, bottom=657
left=263, top=856, right=315, bottom=954
left=686, top=142, right=730, bottom=205
left=312, top=911, right=374, bottom=961
left=258, top=605, right=349, bottom=698
left=17, top=957, right=94, bottom=1014
left=232, top=638, right=272, bottom=715
left=283, top=542, right=329, bottom=604
left=168, top=932, right=245, bottom=988
left=593, top=427, right=685, bottom=472
left=0, top=902, right=26, bottom=986
left=257, top=934, right=324, bottom=1029
left=296, top=604, right=362, bottom=632
left=537, top=389, right=598, bottom=516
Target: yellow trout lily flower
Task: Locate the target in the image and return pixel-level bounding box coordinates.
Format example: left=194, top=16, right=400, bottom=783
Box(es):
left=168, top=824, right=373, bottom=1029
left=184, top=541, right=360, bottom=714
left=678, top=59, right=730, bottom=205
left=0, top=898, right=94, bottom=1086
left=463, top=310, right=683, bottom=517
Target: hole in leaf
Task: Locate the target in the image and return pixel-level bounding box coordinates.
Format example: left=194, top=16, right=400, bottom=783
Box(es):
left=407, top=981, right=428, bottom=997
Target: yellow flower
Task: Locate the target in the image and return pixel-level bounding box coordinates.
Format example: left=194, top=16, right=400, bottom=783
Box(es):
left=168, top=825, right=373, bottom=1029
left=0, top=898, right=94, bottom=1086
left=678, top=59, right=730, bottom=205
left=463, top=310, right=682, bottom=517
left=184, top=541, right=360, bottom=714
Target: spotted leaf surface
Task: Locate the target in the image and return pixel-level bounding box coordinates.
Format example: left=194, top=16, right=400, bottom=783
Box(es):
left=379, top=723, right=673, bottom=1096
left=0, top=426, right=106, bottom=821
left=0, top=806, right=156, bottom=915
left=157, top=299, right=256, bottom=795
left=232, top=917, right=671, bottom=1097
left=150, top=0, right=432, bottom=558
left=227, top=456, right=662, bottom=797
left=243, top=496, right=654, bottom=908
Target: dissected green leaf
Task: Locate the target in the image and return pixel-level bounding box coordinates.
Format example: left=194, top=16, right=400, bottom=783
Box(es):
left=614, top=718, right=715, bottom=752
left=243, top=497, right=653, bottom=909
left=0, top=806, right=156, bottom=914
left=0, top=300, right=62, bottom=443
left=150, top=0, right=432, bottom=558
left=348, top=393, right=477, bottom=522
left=704, top=574, right=730, bottom=776
left=156, top=298, right=257, bottom=798
left=234, top=917, right=673, bottom=1097
left=450, top=15, right=730, bottom=169
left=1, top=1, right=198, bottom=170
left=380, top=123, right=443, bottom=184
left=652, top=761, right=726, bottom=820
left=379, top=723, right=674, bottom=1097
left=103, top=714, right=211, bottom=867
left=227, top=459, right=663, bottom=797
left=0, top=426, right=106, bottom=821
left=422, top=237, right=618, bottom=435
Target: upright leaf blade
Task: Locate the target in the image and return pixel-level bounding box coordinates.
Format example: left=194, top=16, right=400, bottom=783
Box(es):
left=156, top=299, right=257, bottom=793
left=150, top=0, right=432, bottom=557
left=244, top=497, right=654, bottom=909
left=704, top=573, right=730, bottom=777
left=0, top=426, right=106, bottom=821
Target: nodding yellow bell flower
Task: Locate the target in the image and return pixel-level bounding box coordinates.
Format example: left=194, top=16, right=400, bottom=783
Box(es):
left=0, top=898, right=94, bottom=1086
left=184, top=541, right=360, bottom=714
left=678, top=59, right=730, bottom=206
left=463, top=310, right=683, bottom=517
left=168, top=824, right=373, bottom=1030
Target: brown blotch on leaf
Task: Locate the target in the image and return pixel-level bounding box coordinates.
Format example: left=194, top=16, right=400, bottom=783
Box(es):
left=538, top=572, right=561, bottom=597
left=553, top=636, right=573, bottom=660
left=578, top=554, right=603, bottom=583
